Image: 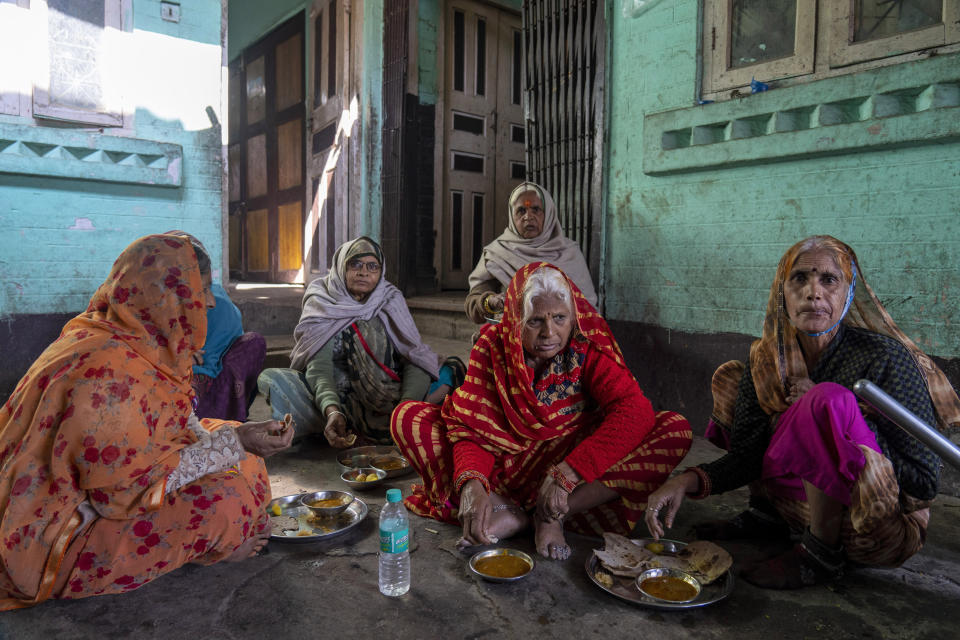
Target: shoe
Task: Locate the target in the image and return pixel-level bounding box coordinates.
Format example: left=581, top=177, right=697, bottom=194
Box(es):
left=740, top=528, right=844, bottom=589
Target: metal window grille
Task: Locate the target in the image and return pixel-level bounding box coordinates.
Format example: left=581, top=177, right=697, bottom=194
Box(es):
left=523, top=0, right=606, bottom=280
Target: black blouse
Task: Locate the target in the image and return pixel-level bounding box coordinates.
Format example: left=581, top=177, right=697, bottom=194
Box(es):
left=699, top=325, right=940, bottom=500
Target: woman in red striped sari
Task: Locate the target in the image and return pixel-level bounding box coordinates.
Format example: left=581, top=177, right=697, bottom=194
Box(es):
left=392, top=262, right=691, bottom=559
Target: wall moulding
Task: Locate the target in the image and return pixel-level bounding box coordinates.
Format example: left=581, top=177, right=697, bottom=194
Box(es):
left=0, top=124, right=182, bottom=187
left=643, top=55, right=960, bottom=175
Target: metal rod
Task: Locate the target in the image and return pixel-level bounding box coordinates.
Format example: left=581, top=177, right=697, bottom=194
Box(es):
left=853, top=379, right=960, bottom=472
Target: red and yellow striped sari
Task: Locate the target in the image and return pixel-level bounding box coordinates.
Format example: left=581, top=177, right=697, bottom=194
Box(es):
left=392, top=262, right=691, bottom=536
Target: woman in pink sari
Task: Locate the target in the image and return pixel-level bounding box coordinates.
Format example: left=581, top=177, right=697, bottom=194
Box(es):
left=644, top=236, right=960, bottom=589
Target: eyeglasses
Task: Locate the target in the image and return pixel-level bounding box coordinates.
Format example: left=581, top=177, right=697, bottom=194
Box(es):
left=347, top=259, right=382, bottom=273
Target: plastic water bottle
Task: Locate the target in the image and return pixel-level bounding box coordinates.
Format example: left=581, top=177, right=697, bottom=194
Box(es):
left=378, top=488, right=410, bottom=596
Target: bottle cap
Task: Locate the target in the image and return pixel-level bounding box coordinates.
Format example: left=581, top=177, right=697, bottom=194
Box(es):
left=386, top=488, right=402, bottom=503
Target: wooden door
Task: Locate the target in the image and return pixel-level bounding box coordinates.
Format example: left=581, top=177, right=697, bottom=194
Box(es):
left=441, top=1, right=524, bottom=289
left=228, top=13, right=306, bottom=283
left=305, top=0, right=356, bottom=278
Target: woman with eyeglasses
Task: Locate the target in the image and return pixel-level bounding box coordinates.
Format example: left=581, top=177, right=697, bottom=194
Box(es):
left=257, top=237, right=465, bottom=446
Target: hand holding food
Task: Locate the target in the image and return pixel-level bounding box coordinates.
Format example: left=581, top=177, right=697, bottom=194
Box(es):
left=236, top=419, right=295, bottom=457
left=323, top=407, right=355, bottom=448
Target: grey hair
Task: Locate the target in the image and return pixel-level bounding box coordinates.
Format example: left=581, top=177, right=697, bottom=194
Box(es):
left=522, top=267, right=573, bottom=323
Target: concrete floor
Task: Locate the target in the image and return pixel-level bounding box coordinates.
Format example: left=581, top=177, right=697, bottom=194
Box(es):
left=3, top=329, right=960, bottom=639
left=2, top=387, right=959, bottom=639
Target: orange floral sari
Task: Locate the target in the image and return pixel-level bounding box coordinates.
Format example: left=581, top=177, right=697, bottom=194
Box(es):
left=0, top=234, right=270, bottom=609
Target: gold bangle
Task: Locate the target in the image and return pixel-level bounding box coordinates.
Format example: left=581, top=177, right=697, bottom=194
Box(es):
left=482, top=294, right=496, bottom=316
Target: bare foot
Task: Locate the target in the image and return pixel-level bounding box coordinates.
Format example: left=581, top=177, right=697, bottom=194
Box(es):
left=487, top=495, right=529, bottom=541
left=534, top=514, right=570, bottom=560
left=224, top=530, right=269, bottom=562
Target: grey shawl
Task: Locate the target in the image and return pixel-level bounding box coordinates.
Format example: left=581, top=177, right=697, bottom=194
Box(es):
left=467, top=182, right=598, bottom=306
left=289, top=237, right=440, bottom=378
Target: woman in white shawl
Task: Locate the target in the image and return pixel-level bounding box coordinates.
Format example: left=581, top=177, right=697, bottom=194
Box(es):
left=465, top=182, right=598, bottom=324
left=258, top=237, right=462, bottom=446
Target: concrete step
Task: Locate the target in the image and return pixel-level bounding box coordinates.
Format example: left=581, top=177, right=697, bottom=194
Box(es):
left=406, top=292, right=478, bottom=342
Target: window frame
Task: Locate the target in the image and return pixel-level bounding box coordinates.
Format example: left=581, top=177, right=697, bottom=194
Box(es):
left=702, top=0, right=960, bottom=100
left=31, top=0, right=130, bottom=127
left=827, top=0, right=960, bottom=67
left=702, top=0, right=817, bottom=95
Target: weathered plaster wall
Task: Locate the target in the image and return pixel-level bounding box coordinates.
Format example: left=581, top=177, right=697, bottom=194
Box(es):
left=360, top=0, right=384, bottom=238
left=606, top=1, right=960, bottom=361
left=417, top=0, right=440, bottom=105
left=0, top=0, right=226, bottom=397
left=0, top=0, right=226, bottom=317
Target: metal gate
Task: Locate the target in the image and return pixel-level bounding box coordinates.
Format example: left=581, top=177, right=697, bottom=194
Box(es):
left=523, top=0, right=607, bottom=286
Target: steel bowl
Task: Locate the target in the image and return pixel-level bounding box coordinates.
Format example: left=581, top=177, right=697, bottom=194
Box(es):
left=636, top=568, right=702, bottom=604
left=340, top=467, right=387, bottom=491
left=299, top=490, right=355, bottom=517
left=468, top=548, right=535, bottom=583
left=338, top=446, right=413, bottom=478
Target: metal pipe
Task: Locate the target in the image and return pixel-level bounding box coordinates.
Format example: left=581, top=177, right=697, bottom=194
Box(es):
left=853, top=379, right=960, bottom=472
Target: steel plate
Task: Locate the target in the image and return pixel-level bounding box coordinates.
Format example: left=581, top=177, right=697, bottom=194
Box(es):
left=585, top=538, right=734, bottom=610
left=268, top=493, right=368, bottom=543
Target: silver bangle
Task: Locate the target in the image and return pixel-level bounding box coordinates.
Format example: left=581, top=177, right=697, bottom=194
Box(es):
left=327, top=409, right=345, bottom=419
left=492, top=503, right=522, bottom=514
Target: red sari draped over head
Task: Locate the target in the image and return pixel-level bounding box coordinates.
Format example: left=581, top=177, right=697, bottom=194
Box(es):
left=393, top=262, right=691, bottom=536
left=0, top=234, right=269, bottom=610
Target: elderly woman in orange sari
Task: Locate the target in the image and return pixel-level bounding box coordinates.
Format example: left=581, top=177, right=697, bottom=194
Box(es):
left=644, top=236, right=960, bottom=589
left=392, top=262, right=691, bottom=559
left=0, top=233, right=293, bottom=610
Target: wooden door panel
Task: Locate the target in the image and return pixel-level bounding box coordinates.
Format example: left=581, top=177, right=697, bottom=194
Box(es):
left=245, top=56, right=266, bottom=125
left=228, top=144, right=241, bottom=201
left=277, top=119, right=302, bottom=191
left=247, top=208, right=269, bottom=272
left=307, top=0, right=350, bottom=279
left=275, top=33, right=303, bottom=111
left=246, top=134, right=267, bottom=198
left=278, top=201, right=304, bottom=272
left=442, top=1, right=521, bottom=289
left=229, top=13, right=305, bottom=282
left=229, top=213, right=241, bottom=270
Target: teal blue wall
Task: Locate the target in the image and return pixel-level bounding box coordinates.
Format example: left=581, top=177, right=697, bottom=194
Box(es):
left=417, top=1, right=440, bottom=105
left=361, top=0, right=384, bottom=238
left=606, top=0, right=960, bottom=358
left=0, top=0, right=227, bottom=317
left=227, top=0, right=304, bottom=60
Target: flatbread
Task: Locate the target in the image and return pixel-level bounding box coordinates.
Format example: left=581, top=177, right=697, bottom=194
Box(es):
left=270, top=515, right=299, bottom=536
left=592, top=533, right=731, bottom=585
left=592, top=532, right=656, bottom=577
left=675, top=540, right=733, bottom=585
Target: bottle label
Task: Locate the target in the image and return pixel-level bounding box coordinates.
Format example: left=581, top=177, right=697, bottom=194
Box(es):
left=379, top=527, right=409, bottom=553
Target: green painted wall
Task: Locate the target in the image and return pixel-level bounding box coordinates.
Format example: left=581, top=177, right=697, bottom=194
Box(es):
left=361, top=0, right=384, bottom=237
left=227, top=0, right=304, bottom=60
left=0, top=0, right=227, bottom=317
left=605, top=0, right=960, bottom=358
left=417, top=0, right=440, bottom=104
